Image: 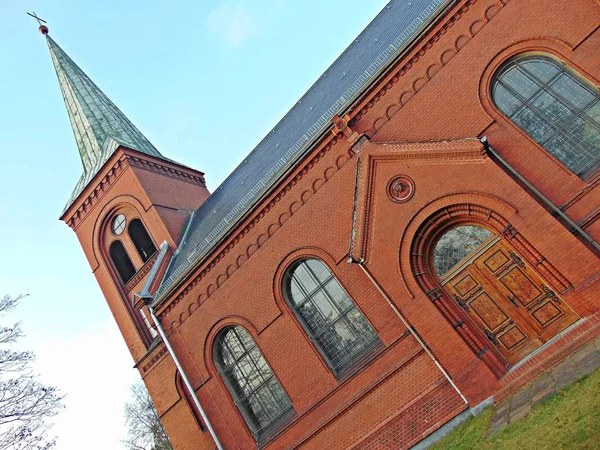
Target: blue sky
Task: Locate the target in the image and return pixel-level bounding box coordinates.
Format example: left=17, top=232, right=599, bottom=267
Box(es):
left=0, top=0, right=388, bottom=448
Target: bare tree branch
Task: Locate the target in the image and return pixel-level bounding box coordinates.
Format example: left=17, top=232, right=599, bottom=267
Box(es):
left=123, top=382, right=173, bottom=450
left=0, top=295, right=64, bottom=450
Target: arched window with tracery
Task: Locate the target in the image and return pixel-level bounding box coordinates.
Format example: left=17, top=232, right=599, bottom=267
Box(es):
left=282, top=258, right=380, bottom=377
left=109, top=240, right=135, bottom=284
left=492, top=55, right=600, bottom=177
left=128, top=219, right=157, bottom=263
left=213, top=326, right=293, bottom=441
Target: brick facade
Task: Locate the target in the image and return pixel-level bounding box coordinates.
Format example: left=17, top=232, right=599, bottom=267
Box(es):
left=62, top=0, right=600, bottom=448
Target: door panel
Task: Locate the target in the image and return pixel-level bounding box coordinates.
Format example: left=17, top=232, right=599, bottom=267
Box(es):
left=498, top=266, right=543, bottom=307
left=443, top=237, right=579, bottom=366
left=447, top=263, right=541, bottom=365
left=474, top=240, right=579, bottom=342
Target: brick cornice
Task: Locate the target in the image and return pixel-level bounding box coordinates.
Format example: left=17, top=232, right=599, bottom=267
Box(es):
left=348, top=0, right=510, bottom=134
left=136, top=342, right=169, bottom=375
left=64, top=151, right=206, bottom=230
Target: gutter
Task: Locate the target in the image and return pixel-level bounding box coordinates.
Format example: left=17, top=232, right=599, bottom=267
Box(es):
left=350, top=259, right=469, bottom=405
left=152, top=0, right=456, bottom=309
left=135, top=242, right=224, bottom=450
left=482, top=137, right=600, bottom=254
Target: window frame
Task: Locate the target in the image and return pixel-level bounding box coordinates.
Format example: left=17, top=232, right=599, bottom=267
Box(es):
left=491, top=53, right=600, bottom=179
left=213, top=326, right=294, bottom=442
left=281, top=258, right=382, bottom=379
left=128, top=218, right=157, bottom=263
left=108, top=239, right=136, bottom=284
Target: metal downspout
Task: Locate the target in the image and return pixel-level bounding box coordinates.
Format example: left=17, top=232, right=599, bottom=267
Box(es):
left=148, top=307, right=225, bottom=450
left=354, top=260, right=469, bottom=405
left=136, top=242, right=224, bottom=449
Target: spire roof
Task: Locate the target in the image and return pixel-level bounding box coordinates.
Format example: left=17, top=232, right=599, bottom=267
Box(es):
left=46, top=35, right=168, bottom=211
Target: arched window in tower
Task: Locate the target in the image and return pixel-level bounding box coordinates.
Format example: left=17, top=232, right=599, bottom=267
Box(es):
left=433, top=225, right=493, bottom=278
left=282, top=258, right=380, bottom=376
left=109, top=240, right=136, bottom=284
left=492, top=55, right=600, bottom=177
left=128, top=219, right=157, bottom=263
left=214, top=326, right=293, bottom=440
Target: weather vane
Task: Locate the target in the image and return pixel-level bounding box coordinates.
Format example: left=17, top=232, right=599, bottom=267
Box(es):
left=27, top=12, right=49, bottom=35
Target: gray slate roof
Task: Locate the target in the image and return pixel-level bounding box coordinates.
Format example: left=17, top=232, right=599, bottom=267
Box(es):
left=155, top=0, right=449, bottom=299
left=47, top=36, right=171, bottom=213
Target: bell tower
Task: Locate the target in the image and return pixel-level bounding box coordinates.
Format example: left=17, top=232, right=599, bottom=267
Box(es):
left=42, top=24, right=210, bottom=361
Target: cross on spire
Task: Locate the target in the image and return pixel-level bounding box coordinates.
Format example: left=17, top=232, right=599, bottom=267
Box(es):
left=27, top=12, right=49, bottom=35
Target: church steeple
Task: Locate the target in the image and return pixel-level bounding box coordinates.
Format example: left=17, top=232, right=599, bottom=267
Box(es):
left=43, top=28, right=171, bottom=210
left=47, top=35, right=164, bottom=172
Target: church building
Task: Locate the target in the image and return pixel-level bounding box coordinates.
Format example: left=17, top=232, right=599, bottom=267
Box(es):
left=42, top=0, right=600, bottom=448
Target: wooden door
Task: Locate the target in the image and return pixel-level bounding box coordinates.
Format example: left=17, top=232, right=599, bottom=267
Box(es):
left=442, top=238, right=579, bottom=366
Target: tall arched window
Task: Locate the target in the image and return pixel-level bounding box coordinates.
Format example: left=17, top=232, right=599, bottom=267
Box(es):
left=282, top=258, right=380, bottom=376
left=214, top=327, right=293, bottom=441
left=109, top=240, right=135, bottom=284
left=492, top=55, right=600, bottom=177
left=128, top=219, right=157, bottom=263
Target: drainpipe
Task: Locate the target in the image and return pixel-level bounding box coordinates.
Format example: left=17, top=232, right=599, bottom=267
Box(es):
left=147, top=307, right=224, bottom=450
left=482, top=137, right=600, bottom=254
left=352, top=260, right=468, bottom=405
left=135, top=242, right=224, bottom=450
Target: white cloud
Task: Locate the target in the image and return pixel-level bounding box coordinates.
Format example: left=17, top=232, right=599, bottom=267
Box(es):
left=206, top=1, right=259, bottom=47
left=31, top=321, right=139, bottom=450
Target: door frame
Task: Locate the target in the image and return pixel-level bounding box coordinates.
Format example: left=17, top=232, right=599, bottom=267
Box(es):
left=409, top=203, right=573, bottom=377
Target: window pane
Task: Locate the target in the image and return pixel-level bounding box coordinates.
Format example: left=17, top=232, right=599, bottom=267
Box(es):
left=520, top=59, right=560, bottom=83
left=549, top=73, right=596, bottom=109
left=493, top=83, right=522, bottom=117
left=585, top=101, right=600, bottom=126
left=109, top=240, right=136, bottom=284
left=513, top=107, right=557, bottom=144
left=323, top=279, right=354, bottom=311
left=331, top=319, right=361, bottom=355
left=311, top=290, right=340, bottom=323
left=305, top=259, right=332, bottom=282
left=298, top=300, right=328, bottom=331
left=346, top=308, right=378, bottom=342
left=315, top=321, right=351, bottom=367
left=291, top=263, right=319, bottom=294
left=288, top=278, right=306, bottom=305
left=544, top=120, right=600, bottom=175
left=215, top=327, right=292, bottom=439
left=532, top=91, right=574, bottom=124
left=434, top=226, right=493, bottom=278
left=223, top=331, right=245, bottom=363
left=501, top=67, right=541, bottom=100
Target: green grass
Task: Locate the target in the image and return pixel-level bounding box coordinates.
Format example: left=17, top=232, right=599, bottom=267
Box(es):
left=431, top=368, right=600, bottom=450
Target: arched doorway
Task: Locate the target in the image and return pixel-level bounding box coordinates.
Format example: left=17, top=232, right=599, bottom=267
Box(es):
left=431, top=224, right=578, bottom=366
